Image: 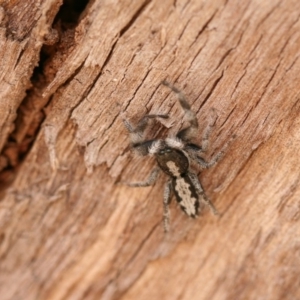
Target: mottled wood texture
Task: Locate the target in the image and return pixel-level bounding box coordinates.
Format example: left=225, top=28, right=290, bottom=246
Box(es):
left=0, top=0, right=300, bottom=299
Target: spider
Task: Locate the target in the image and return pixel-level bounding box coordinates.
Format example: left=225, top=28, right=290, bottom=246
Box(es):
left=122, top=80, right=230, bottom=232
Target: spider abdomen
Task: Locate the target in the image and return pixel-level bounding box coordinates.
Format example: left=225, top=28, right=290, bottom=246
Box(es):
left=172, top=175, right=199, bottom=217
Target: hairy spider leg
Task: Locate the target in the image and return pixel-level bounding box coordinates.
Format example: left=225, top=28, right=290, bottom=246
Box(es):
left=188, top=172, right=218, bottom=215
left=192, top=154, right=224, bottom=169
left=163, top=179, right=172, bottom=233
left=200, top=108, right=217, bottom=152
left=123, top=115, right=169, bottom=143
left=134, top=114, right=169, bottom=136
left=162, top=80, right=198, bottom=142
left=185, top=143, right=223, bottom=169
left=187, top=133, right=236, bottom=169
left=181, top=109, right=218, bottom=167
left=123, top=114, right=168, bottom=156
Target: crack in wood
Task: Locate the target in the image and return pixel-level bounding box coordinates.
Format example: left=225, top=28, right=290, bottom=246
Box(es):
left=0, top=0, right=91, bottom=187
left=200, top=70, right=224, bottom=110
left=255, top=1, right=281, bottom=31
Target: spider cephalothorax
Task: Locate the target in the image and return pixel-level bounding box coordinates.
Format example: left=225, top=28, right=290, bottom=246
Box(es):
left=122, top=80, right=231, bottom=232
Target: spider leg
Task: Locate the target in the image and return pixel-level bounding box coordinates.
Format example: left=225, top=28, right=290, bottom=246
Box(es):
left=134, top=114, right=169, bottom=135
left=162, top=80, right=198, bottom=142
left=192, top=153, right=223, bottom=169
left=188, top=172, right=218, bottom=215
left=163, top=179, right=172, bottom=233
left=123, top=167, right=160, bottom=187
left=183, top=108, right=217, bottom=155
left=201, top=108, right=217, bottom=152
left=183, top=143, right=219, bottom=169
left=123, top=114, right=168, bottom=156
left=123, top=114, right=168, bottom=141
left=198, top=133, right=237, bottom=168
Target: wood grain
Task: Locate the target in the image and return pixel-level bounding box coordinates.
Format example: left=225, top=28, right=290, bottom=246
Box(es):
left=0, top=0, right=300, bottom=299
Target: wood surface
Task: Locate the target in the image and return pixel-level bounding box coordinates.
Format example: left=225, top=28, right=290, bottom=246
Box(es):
left=0, top=0, right=300, bottom=299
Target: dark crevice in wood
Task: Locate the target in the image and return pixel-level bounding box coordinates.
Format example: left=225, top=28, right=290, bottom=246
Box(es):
left=195, top=9, right=219, bottom=41
left=188, top=9, right=218, bottom=51
left=199, top=70, right=224, bottom=110
left=262, top=112, right=270, bottom=125
left=219, top=105, right=237, bottom=128
left=14, top=46, right=27, bottom=70
left=248, top=34, right=263, bottom=59
left=61, top=59, right=88, bottom=119
left=73, top=45, right=119, bottom=129
left=0, top=0, right=90, bottom=190
left=214, top=23, right=246, bottom=71
left=240, top=107, right=252, bottom=127
left=254, top=57, right=282, bottom=109
left=119, top=0, right=152, bottom=38
left=177, top=17, right=193, bottom=42
left=54, top=0, right=89, bottom=24
left=218, top=0, right=251, bottom=50
left=242, top=57, right=255, bottom=72
left=214, top=47, right=235, bottom=70
left=230, top=70, right=247, bottom=98
left=278, top=33, right=294, bottom=58
left=181, top=0, right=192, bottom=14
left=286, top=55, right=299, bottom=73
left=145, top=83, right=165, bottom=112
left=123, top=68, right=153, bottom=112
left=188, top=38, right=208, bottom=68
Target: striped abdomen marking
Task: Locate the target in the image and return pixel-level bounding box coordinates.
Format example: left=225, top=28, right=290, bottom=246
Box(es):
left=173, top=175, right=199, bottom=217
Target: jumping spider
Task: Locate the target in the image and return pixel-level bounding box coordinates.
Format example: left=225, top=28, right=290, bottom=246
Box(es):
left=123, top=80, right=231, bottom=232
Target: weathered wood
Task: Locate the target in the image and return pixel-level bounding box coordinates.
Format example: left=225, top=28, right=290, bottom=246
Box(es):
left=0, top=0, right=300, bottom=299
left=0, top=0, right=62, bottom=171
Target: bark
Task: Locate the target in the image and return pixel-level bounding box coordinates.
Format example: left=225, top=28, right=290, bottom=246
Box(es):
left=0, top=0, right=300, bottom=299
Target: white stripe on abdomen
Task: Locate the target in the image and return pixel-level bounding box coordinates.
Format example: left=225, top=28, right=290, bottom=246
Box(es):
left=174, top=177, right=197, bottom=216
